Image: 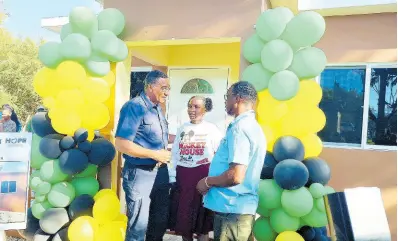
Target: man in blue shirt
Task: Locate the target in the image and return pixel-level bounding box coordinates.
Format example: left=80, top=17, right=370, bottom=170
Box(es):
left=197, top=81, right=266, bottom=241
left=115, top=70, right=172, bottom=241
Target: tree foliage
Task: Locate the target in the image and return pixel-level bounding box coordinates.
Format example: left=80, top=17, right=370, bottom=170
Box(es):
left=0, top=26, right=43, bottom=123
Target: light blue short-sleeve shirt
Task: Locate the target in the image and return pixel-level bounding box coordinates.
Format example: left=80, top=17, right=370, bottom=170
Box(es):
left=203, top=110, right=266, bottom=215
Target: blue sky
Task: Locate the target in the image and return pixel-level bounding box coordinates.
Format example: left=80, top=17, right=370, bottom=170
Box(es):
left=2, top=0, right=102, bottom=41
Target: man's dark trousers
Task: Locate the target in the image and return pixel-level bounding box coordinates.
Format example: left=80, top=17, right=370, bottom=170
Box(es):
left=123, top=162, right=170, bottom=241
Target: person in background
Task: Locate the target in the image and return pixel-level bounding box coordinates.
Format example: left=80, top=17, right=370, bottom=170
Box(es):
left=196, top=81, right=266, bottom=241
left=115, top=70, right=172, bottom=241
left=0, top=108, right=17, bottom=132
left=2, top=104, right=22, bottom=132
left=169, top=96, right=222, bottom=241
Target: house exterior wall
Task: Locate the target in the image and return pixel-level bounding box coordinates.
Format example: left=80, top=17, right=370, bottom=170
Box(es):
left=106, top=0, right=397, bottom=238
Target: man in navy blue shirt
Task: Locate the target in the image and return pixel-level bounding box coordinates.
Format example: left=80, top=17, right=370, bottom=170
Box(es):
left=115, top=70, right=172, bottom=241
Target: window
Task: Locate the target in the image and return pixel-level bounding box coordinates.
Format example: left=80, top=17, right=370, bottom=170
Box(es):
left=180, top=78, right=214, bottom=94
left=318, top=64, right=397, bottom=150
left=0, top=181, right=17, bottom=194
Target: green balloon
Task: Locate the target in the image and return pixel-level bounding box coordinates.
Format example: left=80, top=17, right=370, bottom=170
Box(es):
left=97, top=8, right=126, bottom=36
left=60, top=23, right=73, bottom=40
left=268, top=70, right=299, bottom=101
left=243, top=34, right=265, bottom=64
left=40, top=160, right=69, bottom=184
left=84, top=54, right=111, bottom=77
left=281, top=187, right=313, bottom=217
left=241, top=63, right=273, bottom=92
left=281, top=11, right=326, bottom=49
left=258, top=179, right=283, bottom=210
left=60, top=33, right=91, bottom=62
left=108, top=39, right=128, bottom=62
left=309, top=183, right=326, bottom=198
left=47, top=182, right=76, bottom=208
left=38, top=42, right=63, bottom=69
left=36, top=181, right=52, bottom=195
left=253, top=217, right=277, bottom=241
left=75, top=164, right=98, bottom=178
left=91, top=30, right=119, bottom=59
left=315, top=198, right=325, bottom=212
left=301, top=206, right=328, bottom=227
left=31, top=200, right=53, bottom=219
left=289, top=47, right=327, bottom=80
left=30, top=176, right=43, bottom=191
left=270, top=208, right=300, bottom=233
left=257, top=206, right=270, bottom=217
left=31, top=134, right=51, bottom=169
left=261, top=40, right=293, bottom=73
left=35, top=195, right=47, bottom=203
left=256, top=7, right=294, bottom=42
left=69, top=6, right=98, bottom=39
left=71, top=177, right=100, bottom=197
left=324, top=186, right=336, bottom=195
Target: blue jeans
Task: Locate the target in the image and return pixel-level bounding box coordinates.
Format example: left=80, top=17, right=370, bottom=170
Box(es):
left=122, top=163, right=171, bottom=241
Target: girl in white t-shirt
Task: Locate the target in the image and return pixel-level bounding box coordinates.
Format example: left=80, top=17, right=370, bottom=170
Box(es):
left=169, top=96, right=222, bottom=241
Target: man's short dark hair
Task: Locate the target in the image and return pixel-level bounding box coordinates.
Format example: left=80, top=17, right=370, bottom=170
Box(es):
left=144, top=70, right=168, bottom=88
left=230, top=81, right=257, bottom=103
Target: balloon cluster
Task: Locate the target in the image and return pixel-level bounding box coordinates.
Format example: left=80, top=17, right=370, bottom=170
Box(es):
left=241, top=7, right=335, bottom=241
left=27, top=6, right=128, bottom=241
left=33, top=7, right=128, bottom=136
left=23, top=189, right=127, bottom=241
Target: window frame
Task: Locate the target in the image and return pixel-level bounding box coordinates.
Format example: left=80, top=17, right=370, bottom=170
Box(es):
left=0, top=180, right=17, bottom=194
left=316, top=62, right=397, bottom=151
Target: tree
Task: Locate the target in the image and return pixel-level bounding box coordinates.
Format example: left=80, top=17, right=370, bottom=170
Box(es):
left=0, top=24, right=43, bottom=123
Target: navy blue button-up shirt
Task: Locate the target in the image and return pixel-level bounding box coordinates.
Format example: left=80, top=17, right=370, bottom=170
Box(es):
left=116, top=92, right=169, bottom=165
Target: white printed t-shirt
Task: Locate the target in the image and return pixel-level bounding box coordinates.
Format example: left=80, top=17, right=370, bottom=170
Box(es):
left=169, top=121, right=223, bottom=183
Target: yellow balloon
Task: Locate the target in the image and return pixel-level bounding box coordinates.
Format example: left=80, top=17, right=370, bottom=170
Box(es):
left=68, top=216, right=99, bottom=241
left=257, top=90, right=289, bottom=125
left=260, top=124, right=276, bottom=152
left=114, top=213, right=128, bottom=225
left=93, top=194, right=120, bottom=224
left=87, top=129, right=95, bottom=141
left=81, top=102, right=110, bottom=130
left=275, top=231, right=304, bottom=241
left=96, top=221, right=125, bottom=241
left=102, top=71, right=116, bottom=86
left=81, top=77, right=111, bottom=103
left=42, top=97, right=56, bottom=109
left=94, top=189, right=118, bottom=202
left=33, top=68, right=58, bottom=97
left=55, top=89, right=85, bottom=111
left=287, top=80, right=322, bottom=110
left=51, top=108, right=82, bottom=136
left=56, top=61, right=87, bottom=89
left=280, top=107, right=326, bottom=137
left=300, top=134, right=323, bottom=158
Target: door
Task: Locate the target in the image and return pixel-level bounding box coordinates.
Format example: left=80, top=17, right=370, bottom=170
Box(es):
left=167, top=68, right=229, bottom=136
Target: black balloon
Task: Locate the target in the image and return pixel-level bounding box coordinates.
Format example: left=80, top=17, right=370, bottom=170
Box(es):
left=88, top=139, right=116, bottom=166
left=39, top=134, right=64, bottom=159
left=68, top=194, right=95, bottom=221
left=31, top=112, right=57, bottom=137
left=60, top=136, right=76, bottom=150
left=52, top=227, right=69, bottom=241
left=94, top=132, right=104, bottom=140
left=33, top=229, right=52, bottom=241
left=260, top=152, right=278, bottom=179
left=273, top=159, right=309, bottom=190
left=303, top=157, right=331, bottom=186
left=273, top=136, right=305, bottom=162
left=298, top=226, right=316, bottom=240
left=59, top=149, right=89, bottom=175
left=74, top=128, right=88, bottom=143
left=18, top=208, right=41, bottom=241
left=78, top=141, right=92, bottom=153
left=39, top=208, right=70, bottom=235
